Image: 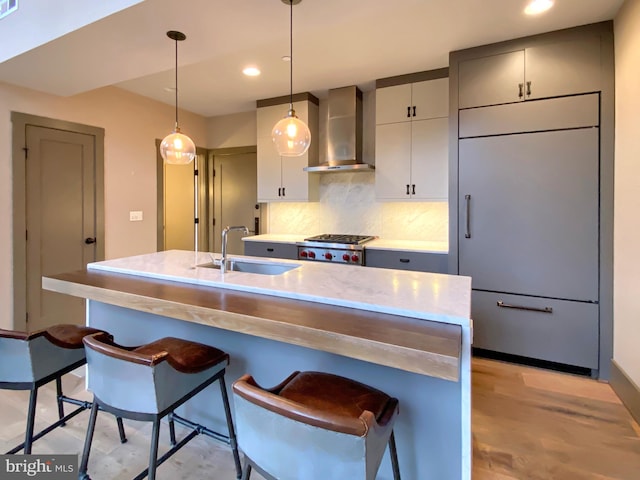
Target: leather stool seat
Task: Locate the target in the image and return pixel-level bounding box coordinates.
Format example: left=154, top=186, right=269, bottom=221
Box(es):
left=79, top=333, right=242, bottom=480
left=132, top=337, right=228, bottom=373
left=233, top=371, right=401, bottom=480
left=0, top=324, right=126, bottom=454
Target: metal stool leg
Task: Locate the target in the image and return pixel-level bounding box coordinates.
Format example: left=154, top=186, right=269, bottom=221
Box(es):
left=388, top=430, right=401, bottom=480
left=116, top=416, right=127, bottom=443
left=147, top=419, right=161, bottom=480
left=219, top=375, right=242, bottom=479
left=79, top=401, right=100, bottom=480
left=169, top=411, right=177, bottom=446
left=241, top=458, right=252, bottom=480
left=23, top=386, right=38, bottom=454
left=55, top=376, right=66, bottom=426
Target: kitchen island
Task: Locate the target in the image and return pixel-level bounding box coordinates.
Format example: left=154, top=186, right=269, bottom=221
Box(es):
left=43, top=250, right=472, bottom=480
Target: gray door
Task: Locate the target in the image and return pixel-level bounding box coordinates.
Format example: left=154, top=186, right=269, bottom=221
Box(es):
left=458, top=128, right=599, bottom=301
left=26, top=126, right=97, bottom=331
left=213, top=152, right=258, bottom=255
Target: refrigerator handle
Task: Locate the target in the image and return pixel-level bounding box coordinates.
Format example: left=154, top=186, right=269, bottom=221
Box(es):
left=464, top=194, right=471, bottom=238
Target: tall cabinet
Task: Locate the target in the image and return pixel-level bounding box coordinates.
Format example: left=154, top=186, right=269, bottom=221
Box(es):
left=256, top=93, right=319, bottom=202
left=375, top=70, right=449, bottom=201
left=449, top=23, right=614, bottom=377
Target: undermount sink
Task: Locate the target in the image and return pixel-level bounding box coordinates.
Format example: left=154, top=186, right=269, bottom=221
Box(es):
left=200, top=258, right=300, bottom=275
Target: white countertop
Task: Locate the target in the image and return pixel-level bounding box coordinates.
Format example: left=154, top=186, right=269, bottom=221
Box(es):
left=241, top=234, right=308, bottom=243
left=87, top=250, right=471, bottom=328
left=243, top=234, right=448, bottom=253
left=366, top=239, right=448, bottom=253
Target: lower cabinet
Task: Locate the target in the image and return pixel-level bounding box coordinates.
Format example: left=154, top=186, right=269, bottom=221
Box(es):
left=471, top=290, right=599, bottom=369
left=365, top=249, right=448, bottom=273
left=244, top=241, right=298, bottom=260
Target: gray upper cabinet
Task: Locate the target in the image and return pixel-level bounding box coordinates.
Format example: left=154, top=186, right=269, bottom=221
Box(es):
left=459, top=50, right=524, bottom=109
left=458, top=36, right=601, bottom=109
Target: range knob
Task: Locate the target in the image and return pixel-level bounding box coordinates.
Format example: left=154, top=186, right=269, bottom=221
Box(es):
left=300, top=251, right=308, bottom=258
left=308, top=251, right=316, bottom=259
left=351, top=254, right=359, bottom=263
left=325, top=252, right=333, bottom=260
left=342, top=253, right=350, bottom=261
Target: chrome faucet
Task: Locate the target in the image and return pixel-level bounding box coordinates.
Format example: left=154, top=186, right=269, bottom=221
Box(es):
left=220, top=225, right=249, bottom=274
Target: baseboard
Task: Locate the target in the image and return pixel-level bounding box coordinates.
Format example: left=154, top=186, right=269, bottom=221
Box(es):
left=610, top=359, right=640, bottom=425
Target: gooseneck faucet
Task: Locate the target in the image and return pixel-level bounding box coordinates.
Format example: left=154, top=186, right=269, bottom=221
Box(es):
left=220, top=226, right=249, bottom=274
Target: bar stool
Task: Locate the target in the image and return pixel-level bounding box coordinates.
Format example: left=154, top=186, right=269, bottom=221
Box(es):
left=232, top=371, right=401, bottom=480
left=79, top=332, right=242, bottom=480
left=0, top=324, right=126, bottom=454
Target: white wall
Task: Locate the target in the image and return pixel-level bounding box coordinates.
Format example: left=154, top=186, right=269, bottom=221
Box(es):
left=0, top=82, right=207, bottom=329
left=614, top=0, right=640, bottom=386
left=207, top=111, right=256, bottom=148
left=0, top=0, right=143, bottom=63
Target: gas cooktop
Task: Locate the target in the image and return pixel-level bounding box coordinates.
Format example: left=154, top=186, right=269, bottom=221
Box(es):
left=303, top=234, right=377, bottom=245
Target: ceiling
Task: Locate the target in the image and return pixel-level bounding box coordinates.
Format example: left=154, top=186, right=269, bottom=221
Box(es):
left=0, top=0, right=623, bottom=117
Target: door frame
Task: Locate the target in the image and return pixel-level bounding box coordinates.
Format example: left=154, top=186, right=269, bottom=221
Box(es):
left=11, top=112, right=105, bottom=331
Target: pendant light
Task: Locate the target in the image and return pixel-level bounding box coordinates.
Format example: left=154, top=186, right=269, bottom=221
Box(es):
left=272, top=0, right=311, bottom=157
left=160, top=30, right=196, bottom=165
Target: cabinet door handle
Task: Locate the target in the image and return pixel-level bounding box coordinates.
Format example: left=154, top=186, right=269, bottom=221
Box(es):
left=407, top=106, right=411, bottom=118
left=282, top=187, right=285, bottom=197
left=497, top=301, right=553, bottom=314
left=526, top=81, right=532, bottom=97
left=267, top=248, right=274, bottom=252
left=412, top=106, right=416, bottom=117
left=85, top=237, right=97, bottom=245
left=518, top=83, right=524, bottom=99
left=406, top=184, right=410, bottom=195
left=464, top=194, right=471, bottom=238
left=278, top=187, right=281, bottom=197
left=412, top=184, right=416, bottom=195
left=399, top=258, right=410, bottom=263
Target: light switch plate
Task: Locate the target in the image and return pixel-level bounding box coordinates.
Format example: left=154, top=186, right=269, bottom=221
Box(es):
left=129, top=211, right=143, bottom=222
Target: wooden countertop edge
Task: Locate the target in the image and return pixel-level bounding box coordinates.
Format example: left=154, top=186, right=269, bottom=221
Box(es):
left=43, top=274, right=461, bottom=382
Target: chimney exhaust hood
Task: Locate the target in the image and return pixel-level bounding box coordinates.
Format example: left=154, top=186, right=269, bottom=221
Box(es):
left=304, top=86, right=374, bottom=173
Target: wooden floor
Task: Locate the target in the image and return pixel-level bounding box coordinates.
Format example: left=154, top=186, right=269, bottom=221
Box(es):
left=1, top=358, right=639, bottom=479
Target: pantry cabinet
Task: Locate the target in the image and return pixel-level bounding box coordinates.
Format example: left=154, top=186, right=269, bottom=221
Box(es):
left=375, top=72, right=449, bottom=201
left=256, top=94, right=319, bottom=202
left=449, top=22, right=615, bottom=376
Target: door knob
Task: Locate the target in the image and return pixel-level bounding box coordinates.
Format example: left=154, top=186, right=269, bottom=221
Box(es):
left=85, top=237, right=97, bottom=245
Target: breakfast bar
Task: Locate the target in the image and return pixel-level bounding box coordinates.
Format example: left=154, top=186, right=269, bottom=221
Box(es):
left=43, top=250, right=472, bottom=480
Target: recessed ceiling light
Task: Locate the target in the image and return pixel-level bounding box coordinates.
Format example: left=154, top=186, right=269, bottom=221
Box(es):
left=243, top=66, right=261, bottom=76
left=524, top=0, right=554, bottom=15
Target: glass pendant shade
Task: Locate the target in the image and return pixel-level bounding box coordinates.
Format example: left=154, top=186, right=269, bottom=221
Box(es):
left=160, top=128, right=196, bottom=165
left=272, top=109, right=311, bottom=156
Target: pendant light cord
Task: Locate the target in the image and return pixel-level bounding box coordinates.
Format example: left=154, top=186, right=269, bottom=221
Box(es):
left=174, top=37, right=179, bottom=130
left=289, top=0, right=293, bottom=110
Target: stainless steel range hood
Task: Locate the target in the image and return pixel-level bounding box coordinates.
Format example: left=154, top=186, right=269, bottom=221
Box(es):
left=304, top=86, right=374, bottom=173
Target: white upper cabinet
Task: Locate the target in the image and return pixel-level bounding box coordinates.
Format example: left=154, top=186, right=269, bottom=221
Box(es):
left=376, top=78, right=449, bottom=124
left=256, top=96, right=319, bottom=202
left=375, top=74, right=449, bottom=201
left=458, top=36, right=601, bottom=109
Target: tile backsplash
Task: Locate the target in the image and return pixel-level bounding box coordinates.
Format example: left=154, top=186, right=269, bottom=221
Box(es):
left=267, top=172, right=448, bottom=242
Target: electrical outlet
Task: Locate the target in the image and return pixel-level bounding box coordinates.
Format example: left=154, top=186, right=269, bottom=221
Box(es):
left=129, top=211, right=143, bottom=222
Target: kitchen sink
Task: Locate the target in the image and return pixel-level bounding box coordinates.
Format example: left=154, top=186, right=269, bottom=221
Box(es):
left=200, top=259, right=301, bottom=275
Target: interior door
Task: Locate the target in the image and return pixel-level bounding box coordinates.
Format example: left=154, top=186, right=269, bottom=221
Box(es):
left=26, top=126, right=96, bottom=331
left=213, top=151, right=258, bottom=254
left=163, top=153, right=208, bottom=252
left=458, top=128, right=599, bottom=301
